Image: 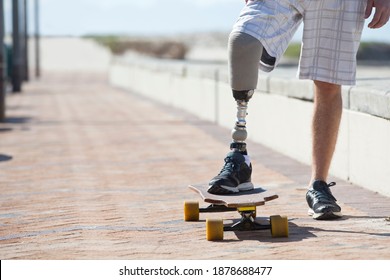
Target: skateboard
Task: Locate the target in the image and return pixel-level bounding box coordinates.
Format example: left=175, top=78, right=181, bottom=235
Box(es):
left=184, top=184, right=288, bottom=241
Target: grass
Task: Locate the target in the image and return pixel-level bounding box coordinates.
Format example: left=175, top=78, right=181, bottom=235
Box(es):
left=84, top=35, right=188, bottom=60
left=284, top=42, right=301, bottom=58
left=282, top=41, right=390, bottom=61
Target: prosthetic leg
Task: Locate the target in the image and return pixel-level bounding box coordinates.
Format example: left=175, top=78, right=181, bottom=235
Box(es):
left=208, top=32, right=266, bottom=194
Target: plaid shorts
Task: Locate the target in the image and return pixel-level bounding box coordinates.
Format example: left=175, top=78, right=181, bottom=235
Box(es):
left=232, top=0, right=367, bottom=85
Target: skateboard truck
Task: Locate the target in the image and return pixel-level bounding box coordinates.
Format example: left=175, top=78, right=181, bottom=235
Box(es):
left=224, top=206, right=271, bottom=232
left=200, top=205, right=264, bottom=231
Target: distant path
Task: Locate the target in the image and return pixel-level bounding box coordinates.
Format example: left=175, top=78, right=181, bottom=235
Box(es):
left=29, top=37, right=111, bottom=74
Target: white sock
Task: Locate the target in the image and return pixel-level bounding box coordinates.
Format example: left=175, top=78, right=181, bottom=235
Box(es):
left=243, top=155, right=251, bottom=167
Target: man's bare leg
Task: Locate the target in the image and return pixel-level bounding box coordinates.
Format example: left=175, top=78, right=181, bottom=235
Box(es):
left=306, top=80, right=343, bottom=220
left=311, top=80, right=342, bottom=183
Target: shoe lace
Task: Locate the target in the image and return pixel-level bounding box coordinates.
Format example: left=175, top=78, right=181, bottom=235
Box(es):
left=313, top=182, right=337, bottom=202
left=218, top=156, right=238, bottom=175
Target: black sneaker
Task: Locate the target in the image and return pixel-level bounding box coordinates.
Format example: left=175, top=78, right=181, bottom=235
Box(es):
left=306, top=181, right=342, bottom=220
left=208, top=151, right=254, bottom=194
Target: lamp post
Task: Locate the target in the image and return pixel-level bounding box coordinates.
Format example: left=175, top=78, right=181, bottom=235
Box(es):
left=12, top=0, right=22, bottom=92
left=35, top=0, right=39, bottom=78
left=23, top=0, right=28, bottom=81
left=0, top=0, right=5, bottom=120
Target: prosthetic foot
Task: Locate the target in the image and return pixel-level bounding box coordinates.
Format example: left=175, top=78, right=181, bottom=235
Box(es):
left=208, top=90, right=255, bottom=194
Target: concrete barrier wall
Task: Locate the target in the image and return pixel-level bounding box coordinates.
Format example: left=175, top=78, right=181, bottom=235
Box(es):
left=109, top=56, right=390, bottom=197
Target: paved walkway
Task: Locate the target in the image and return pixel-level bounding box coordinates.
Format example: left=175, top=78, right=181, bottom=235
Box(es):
left=1, top=71, right=390, bottom=259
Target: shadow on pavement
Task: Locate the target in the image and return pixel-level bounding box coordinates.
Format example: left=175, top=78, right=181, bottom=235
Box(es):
left=229, top=221, right=314, bottom=242
left=214, top=215, right=390, bottom=242
left=4, top=116, right=32, bottom=124
left=0, top=154, right=13, bottom=162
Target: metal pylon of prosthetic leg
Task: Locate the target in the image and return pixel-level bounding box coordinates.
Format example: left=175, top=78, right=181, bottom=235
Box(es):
left=230, top=90, right=254, bottom=152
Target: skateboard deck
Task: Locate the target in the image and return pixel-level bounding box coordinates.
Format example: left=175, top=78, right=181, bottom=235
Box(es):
left=189, top=184, right=278, bottom=208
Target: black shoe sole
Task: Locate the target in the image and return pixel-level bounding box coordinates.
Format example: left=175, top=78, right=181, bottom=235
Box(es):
left=207, top=184, right=238, bottom=195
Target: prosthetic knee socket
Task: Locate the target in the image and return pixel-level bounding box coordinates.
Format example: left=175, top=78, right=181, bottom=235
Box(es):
left=230, top=89, right=254, bottom=153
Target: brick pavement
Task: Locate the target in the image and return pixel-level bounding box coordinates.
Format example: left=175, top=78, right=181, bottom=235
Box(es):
left=0, top=72, right=390, bottom=259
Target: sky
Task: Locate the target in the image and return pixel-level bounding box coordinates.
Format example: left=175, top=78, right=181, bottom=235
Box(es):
left=3, top=0, right=390, bottom=42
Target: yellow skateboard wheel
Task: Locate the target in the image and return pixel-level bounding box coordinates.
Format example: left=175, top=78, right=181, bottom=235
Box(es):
left=184, top=201, right=199, bottom=221
left=270, top=215, right=289, bottom=237
left=206, top=218, right=224, bottom=241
